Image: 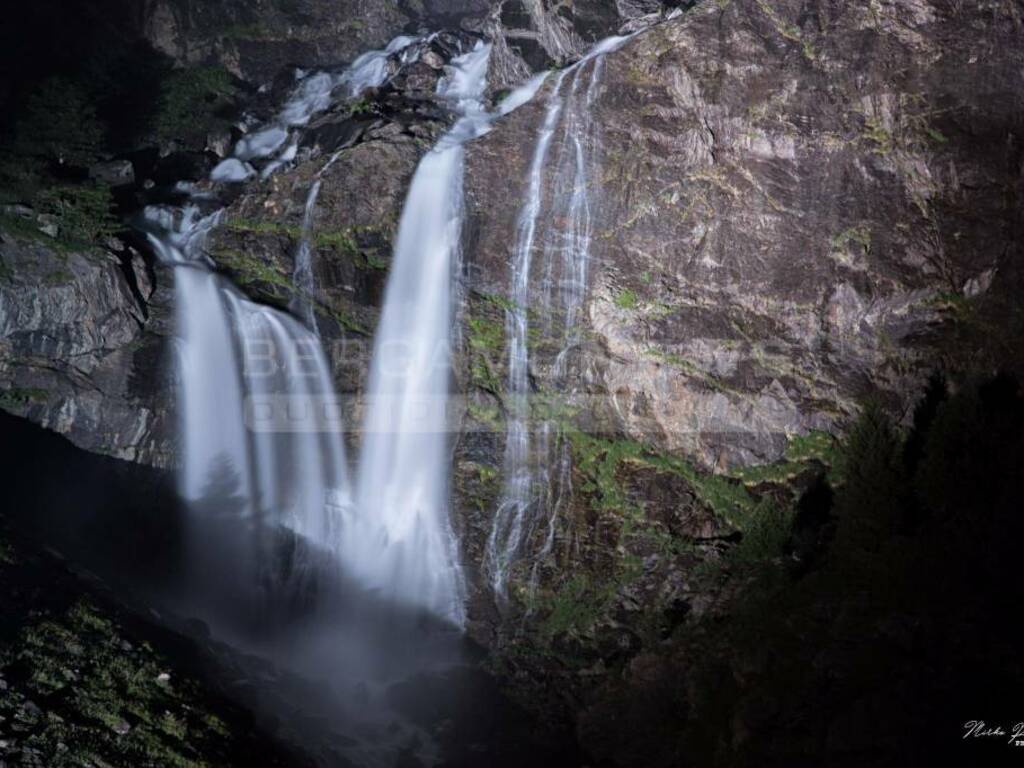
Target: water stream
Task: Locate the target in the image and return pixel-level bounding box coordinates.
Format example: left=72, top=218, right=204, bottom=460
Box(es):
left=349, top=42, right=550, bottom=625
left=486, top=36, right=629, bottom=599
left=146, top=27, right=557, bottom=629
left=143, top=36, right=426, bottom=575
left=72, top=24, right=648, bottom=768
left=291, top=179, right=323, bottom=334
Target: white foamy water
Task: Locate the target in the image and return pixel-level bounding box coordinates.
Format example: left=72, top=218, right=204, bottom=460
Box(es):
left=290, top=180, right=323, bottom=334
left=145, top=36, right=424, bottom=566
left=486, top=36, right=630, bottom=599
left=144, top=204, right=351, bottom=551
left=148, top=29, right=568, bottom=623
left=348, top=43, right=492, bottom=626
left=212, top=35, right=422, bottom=181
left=347, top=41, right=554, bottom=625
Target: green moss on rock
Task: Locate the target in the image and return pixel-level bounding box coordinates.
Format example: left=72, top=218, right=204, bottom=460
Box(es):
left=568, top=429, right=757, bottom=529
left=614, top=289, right=638, bottom=310
left=467, top=304, right=506, bottom=394
left=0, top=517, right=305, bottom=767
left=211, top=247, right=293, bottom=292
left=0, top=387, right=49, bottom=412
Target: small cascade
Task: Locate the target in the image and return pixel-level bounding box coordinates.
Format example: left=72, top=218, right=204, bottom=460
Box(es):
left=212, top=35, right=422, bottom=182
left=291, top=147, right=347, bottom=335
left=487, top=36, right=629, bottom=599
left=145, top=205, right=351, bottom=556
left=291, top=179, right=323, bottom=334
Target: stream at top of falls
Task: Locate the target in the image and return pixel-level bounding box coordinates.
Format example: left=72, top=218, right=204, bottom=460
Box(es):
left=126, top=27, right=609, bottom=767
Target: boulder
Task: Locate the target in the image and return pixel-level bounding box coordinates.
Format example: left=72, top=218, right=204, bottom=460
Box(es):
left=89, top=159, right=135, bottom=187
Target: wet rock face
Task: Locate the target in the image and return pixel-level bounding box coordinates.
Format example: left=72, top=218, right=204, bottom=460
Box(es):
left=466, top=0, right=1024, bottom=469
left=483, top=0, right=681, bottom=90
left=453, top=2, right=1024, bottom=753
left=142, top=0, right=682, bottom=86
left=0, top=236, right=174, bottom=467
left=142, top=0, right=415, bottom=84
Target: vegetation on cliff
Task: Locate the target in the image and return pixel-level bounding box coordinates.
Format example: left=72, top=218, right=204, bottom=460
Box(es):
left=574, top=373, right=1024, bottom=767
left=0, top=515, right=310, bottom=768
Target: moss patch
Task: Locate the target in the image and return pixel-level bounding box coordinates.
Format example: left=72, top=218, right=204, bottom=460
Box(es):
left=0, top=387, right=49, bottom=412
left=568, top=429, right=759, bottom=529
left=318, top=304, right=369, bottom=335
left=211, top=246, right=293, bottom=293
left=225, top=218, right=302, bottom=240
left=0, top=518, right=305, bottom=767
left=466, top=299, right=506, bottom=394
left=727, top=430, right=841, bottom=487
left=614, top=289, right=638, bottom=310
left=314, top=229, right=359, bottom=253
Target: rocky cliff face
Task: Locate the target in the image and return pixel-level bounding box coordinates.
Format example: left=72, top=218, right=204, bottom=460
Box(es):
left=467, top=0, right=1021, bottom=470
left=0, top=1, right=686, bottom=462
left=460, top=3, right=1019, bottom=765
left=142, top=0, right=685, bottom=86
left=142, top=0, right=420, bottom=84
left=1, top=1, right=1022, bottom=762
left=0, top=232, right=175, bottom=466
left=456, top=0, right=1022, bottom=749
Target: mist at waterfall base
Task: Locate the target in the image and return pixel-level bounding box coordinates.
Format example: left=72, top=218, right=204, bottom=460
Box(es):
left=0, top=409, right=578, bottom=768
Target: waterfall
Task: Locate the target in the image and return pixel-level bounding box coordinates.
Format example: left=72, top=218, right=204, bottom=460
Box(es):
left=145, top=206, right=350, bottom=557
left=145, top=36, right=422, bottom=569
left=347, top=43, right=491, bottom=627
left=291, top=180, right=322, bottom=334
left=486, top=36, right=629, bottom=599
left=348, top=42, right=552, bottom=625
left=291, top=146, right=347, bottom=335
left=212, top=35, right=422, bottom=182
left=147, top=29, right=562, bottom=623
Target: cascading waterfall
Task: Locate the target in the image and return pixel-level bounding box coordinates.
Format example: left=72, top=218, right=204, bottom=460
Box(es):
left=291, top=147, right=346, bottom=335
left=486, top=36, right=629, bottom=598
left=348, top=42, right=550, bottom=625
left=146, top=206, right=351, bottom=554
left=148, top=25, right=575, bottom=625
left=212, top=35, right=422, bottom=183
left=146, top=37, right=423, bottom=571
left=347, top=43, right=491, bottom=627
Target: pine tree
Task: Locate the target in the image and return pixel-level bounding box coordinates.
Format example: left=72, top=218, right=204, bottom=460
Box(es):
left=833, top=401, right=904, bottom=557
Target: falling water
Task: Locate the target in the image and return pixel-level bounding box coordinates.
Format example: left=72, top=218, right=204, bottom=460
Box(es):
left=212, top=35, right=422, bottom=183
left=291, top=145, right=348, bottom=335
left=347, top=43, right=491, bottom=627
left=146, top=36, right=423, bottom=568
left=124, top=31, right=634, bottom=767
left=291, top=180, right=323, bottom=334
left=487, top=36, right=629, bottom=598
left=349, top=41, right=552, bottom=625
left=145, top=204, right=352, bottom=552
